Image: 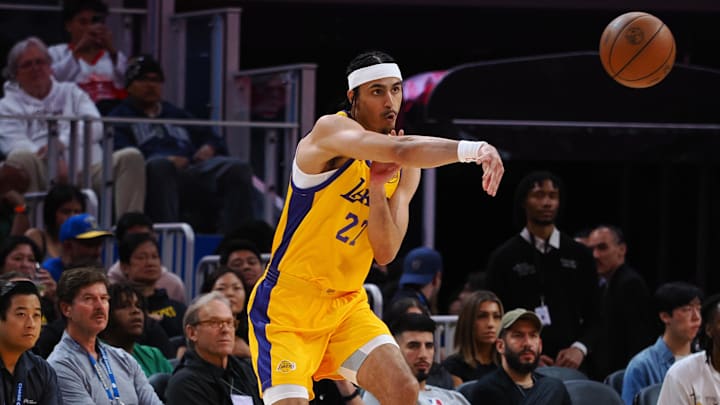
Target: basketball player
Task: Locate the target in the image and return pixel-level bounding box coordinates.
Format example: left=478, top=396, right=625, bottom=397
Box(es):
left=247, top=50, right=504, bottom=405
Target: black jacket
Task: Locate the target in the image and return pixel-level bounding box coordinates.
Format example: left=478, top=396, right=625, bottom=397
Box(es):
left=470, top=367, right=571, bottom=405
left=166, top=349, right=262, bottom=405
left=0, top=350, right=62, bottom=405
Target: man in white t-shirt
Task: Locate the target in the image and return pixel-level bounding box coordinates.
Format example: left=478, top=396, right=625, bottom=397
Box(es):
left=658, top=293, right=720, bottom=405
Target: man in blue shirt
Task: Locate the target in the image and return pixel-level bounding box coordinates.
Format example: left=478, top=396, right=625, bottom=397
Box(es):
left=621, top=282, right=703, bottom=405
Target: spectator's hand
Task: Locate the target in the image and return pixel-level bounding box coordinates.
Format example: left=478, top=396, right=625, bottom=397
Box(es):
left=193, top=144, right=216, bottom=162
left=555, top=347, right=584, bottom=369
left=93, top=25, right=117, bottom=56
left=167, top=156, right=189, bottom=170
left=35, top=268, right=57, bottom=300
left=539, top=354, right=555, bottom=367
left=73, top=30, right=98, bottom=54
left=1, top=190, right=25, bottom=208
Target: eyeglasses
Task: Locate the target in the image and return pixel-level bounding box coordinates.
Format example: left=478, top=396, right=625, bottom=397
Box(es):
left=0, top=280, right=39, bottom=298
left=194, top=318, right=239, bottom=330
left=18, top=58, right=49, bottom=71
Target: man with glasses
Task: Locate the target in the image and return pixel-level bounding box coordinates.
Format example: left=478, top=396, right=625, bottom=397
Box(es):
left=47, top=266, right=163, bottom=404
left=0, top=279, right=62, bottom=404
left=0, top=36, right=145, bottom=220
left=166, top=291, right=261, bottom=404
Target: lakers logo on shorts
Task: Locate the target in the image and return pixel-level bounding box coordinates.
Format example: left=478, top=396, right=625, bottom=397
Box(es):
left=276, top=360, right=297, bottom=373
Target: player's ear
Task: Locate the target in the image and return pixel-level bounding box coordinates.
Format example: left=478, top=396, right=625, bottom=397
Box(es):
left=347, top=89, right=354, bottom=104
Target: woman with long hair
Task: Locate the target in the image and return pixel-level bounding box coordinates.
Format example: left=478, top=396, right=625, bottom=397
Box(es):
left=443, top=290, right=504, bottom=387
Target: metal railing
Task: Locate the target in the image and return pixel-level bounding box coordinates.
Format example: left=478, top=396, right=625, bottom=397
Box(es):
left=0, top=114, right=299, bottom=229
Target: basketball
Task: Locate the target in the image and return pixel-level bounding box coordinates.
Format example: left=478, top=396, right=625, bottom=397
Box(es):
left=599, top=11, right=676, bottom=88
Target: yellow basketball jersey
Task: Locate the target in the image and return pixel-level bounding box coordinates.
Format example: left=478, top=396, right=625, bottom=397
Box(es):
left=267, top=158, right=400, bottom=292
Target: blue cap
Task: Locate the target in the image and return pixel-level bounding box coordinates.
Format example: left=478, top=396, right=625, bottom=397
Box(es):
left=399, top=247, right=443, bottom=287
left=59, top=213, right=113, bottom=243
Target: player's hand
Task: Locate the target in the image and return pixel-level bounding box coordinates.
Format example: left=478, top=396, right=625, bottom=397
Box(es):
left=476, top=142, right=504, bottom=197
left=555, top=347, right=584, bottom=369
left=369, top=129, right=402, bottom=185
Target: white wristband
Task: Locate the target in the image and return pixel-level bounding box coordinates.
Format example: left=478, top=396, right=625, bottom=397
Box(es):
left=457, top=140, right=487, bottom=163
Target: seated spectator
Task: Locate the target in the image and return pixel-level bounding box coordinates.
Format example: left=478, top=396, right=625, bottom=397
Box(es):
left=108, top=54, right=255, bottom=233
left=100, top=282, right=173, bottom=377
left=165, top=292, right=262, bottom=404
left=469, top=309, right=571, bottom=405
left=25, top=183, right=85, bottom=261
left=107, top=211, right=186, bottom=303
left=215, top=238, right=264, bottom=293
left=389, top=247, right=443, bottom=315
left=41, top=213, right=112, bottom=282
left=0, top=36, right=145, bottom=220
left=621, top=282, right=703, bottom=405
left=119, top=233, right=186, bottom=338
left=47, top=266, right=163, bottom=404
left=0, top=162, right=31, bottom=243
left=200, top=266, right=250, bottom=358
left=443, top=290, right=503, bottom=387
left=49, top=0, right=127, bottom=107
left=0, top=279, right=62, bottom=404
left=0, top=236, right=57, bottom=322
left=657, top=293, right=720, bottom=405
left=362, top=313, right=470, bottom=405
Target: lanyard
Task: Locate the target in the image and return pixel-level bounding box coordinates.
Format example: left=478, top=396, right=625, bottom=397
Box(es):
left=87, top=346, right=122, bottom=404
left=14, top=382, right=22, bottom=405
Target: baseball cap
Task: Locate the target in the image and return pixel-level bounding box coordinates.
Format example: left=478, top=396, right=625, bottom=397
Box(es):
left=398, top=247, right=443, bottom=287
left=498, top=308, right=543, bottom=338
left=125, top=54, right=164, bottom=87
left=59, top=213, right=113, bottom=243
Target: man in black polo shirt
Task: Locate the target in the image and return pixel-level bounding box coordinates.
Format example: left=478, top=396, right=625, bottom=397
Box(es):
left=0, top=279, right=61, bottom=404
left=485, top=171, right=601, bottom=375
left=470, top=308, right=571, bottom=405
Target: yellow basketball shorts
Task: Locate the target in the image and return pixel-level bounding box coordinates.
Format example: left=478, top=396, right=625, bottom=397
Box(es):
left=248, top=267, right=390, bottom=398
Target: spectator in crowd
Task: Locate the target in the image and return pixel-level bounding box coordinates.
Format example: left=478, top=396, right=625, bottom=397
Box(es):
left=381, top=296, right=453, bottom=390
left=443, top=290, right=503, bottom=387
left=99, top=282, right=173, bottom=377
left=0, top=236, right=57, bottom=317
left=49, top=0, right=127, bottom=107
left=657, top=293, right=720, bottom=405
left=118, top=233, right=186, bottom=339
left=165, top=291, right=262, bottom=404
left=485, top=170, right=601, bottom=374
left=25, top=183, right=85, bottom=261
left=0, top=279, right=62, bottom=404
left=390, top=247, right=443, bottom=315
left=363, top=313, right=470, bottom=405
left=107, top=211, right=186, bottom=303
left=200, top=266, right=250, bottom=358
left=470, top=309, right=571, bottom=405
left=216, top=238, right=264, bottom=294
left=108, top=54, right=255, bottom=234
left=0, top=36, right=145, bottom=219
left=0, top=162, right=31, bottom=243
left=41, top=213, right=112, bottom=282
left=621, top=282, right=703, bottom=405
left=47, top=266, right=163, bottom=404
left=586, top=224, right=654, bottom=379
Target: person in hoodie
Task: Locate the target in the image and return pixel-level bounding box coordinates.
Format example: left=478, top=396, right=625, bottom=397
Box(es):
left=0, top=36, right=145, bottom=220
left=166, top=291, right=262, bottom=405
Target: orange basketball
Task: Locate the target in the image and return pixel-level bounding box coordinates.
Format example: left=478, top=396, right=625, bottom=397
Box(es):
left=599, top=11, right=676, bottom=88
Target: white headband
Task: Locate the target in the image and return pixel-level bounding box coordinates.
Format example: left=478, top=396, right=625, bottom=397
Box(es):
left=347, top=63, right=402, bottom=89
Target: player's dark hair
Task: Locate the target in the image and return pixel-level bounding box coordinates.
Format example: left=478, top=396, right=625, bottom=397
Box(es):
left=341, top=50, right=397, bottom=112
left=513, top=170, right=564, bottom=229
